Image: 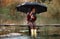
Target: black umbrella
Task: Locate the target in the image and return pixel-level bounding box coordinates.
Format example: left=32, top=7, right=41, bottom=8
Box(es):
left=16, top=2, right=47, bottom=14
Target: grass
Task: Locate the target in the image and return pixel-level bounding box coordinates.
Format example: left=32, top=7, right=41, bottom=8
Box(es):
left=36, top=14, right=60, bottom=24
left=0, top=7, right=25, bottom=20
left=0, top=7, right=26, bottom=24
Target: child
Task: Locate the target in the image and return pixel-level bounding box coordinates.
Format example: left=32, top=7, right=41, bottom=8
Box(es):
left=27, top=7, right=37, bottom=37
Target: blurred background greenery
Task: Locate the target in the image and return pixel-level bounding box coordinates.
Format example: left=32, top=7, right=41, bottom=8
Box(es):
left=0, top=0, right=60, bottom=25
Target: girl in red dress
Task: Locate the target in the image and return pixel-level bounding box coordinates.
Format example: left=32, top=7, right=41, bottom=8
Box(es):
left=27, top=7, right=37, bottom=37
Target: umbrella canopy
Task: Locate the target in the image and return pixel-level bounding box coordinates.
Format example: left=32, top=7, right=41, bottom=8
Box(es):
left=16, top=2, right=47, bottom=14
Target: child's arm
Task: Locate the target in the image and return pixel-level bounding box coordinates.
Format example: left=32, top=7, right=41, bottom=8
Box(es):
left=30, top=12, right=34, bottom=19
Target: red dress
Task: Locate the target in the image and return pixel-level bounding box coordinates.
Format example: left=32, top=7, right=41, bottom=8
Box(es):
left=27, top=13, right=36, bottom=22
left=27, top=12, right=37, bottom=29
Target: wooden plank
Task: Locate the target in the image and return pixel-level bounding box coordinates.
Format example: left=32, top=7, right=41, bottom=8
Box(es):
left=0, top=24, right=60, bottom=27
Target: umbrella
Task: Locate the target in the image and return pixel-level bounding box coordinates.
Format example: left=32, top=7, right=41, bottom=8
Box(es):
left=16, top=2, right=47, bottom=14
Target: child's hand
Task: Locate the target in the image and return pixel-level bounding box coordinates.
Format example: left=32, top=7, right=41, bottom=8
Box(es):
left=31, top=15, right=34, bottom=19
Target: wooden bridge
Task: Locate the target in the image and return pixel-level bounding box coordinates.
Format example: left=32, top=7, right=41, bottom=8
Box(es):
left=0, top=24, right=60, bottom=36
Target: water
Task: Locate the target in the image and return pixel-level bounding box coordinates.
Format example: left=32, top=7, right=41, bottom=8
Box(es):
left=0, top=35, right=60, bottom=39
left=0, top=35, right=30, bottom=39
left=0, top=33, right=60, bottom=39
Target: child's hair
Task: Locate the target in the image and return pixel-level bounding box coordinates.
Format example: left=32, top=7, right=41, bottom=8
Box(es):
left=28, top=7, right=35, bottom=13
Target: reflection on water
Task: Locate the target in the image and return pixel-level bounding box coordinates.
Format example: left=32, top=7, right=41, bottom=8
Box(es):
left=0, top=35, right=60, bottom=39
left=0, top=35, right=31, bottom=39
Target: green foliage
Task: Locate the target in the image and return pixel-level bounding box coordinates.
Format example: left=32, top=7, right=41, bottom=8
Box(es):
left=41, top=0, right=46, bottom=2
left=0, top=2, right=25, bottom=21
left=1, top=8, right=9, bottom=14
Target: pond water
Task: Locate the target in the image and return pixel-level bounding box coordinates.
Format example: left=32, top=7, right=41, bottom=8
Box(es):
left=0, top=35, right=60, bottom=39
